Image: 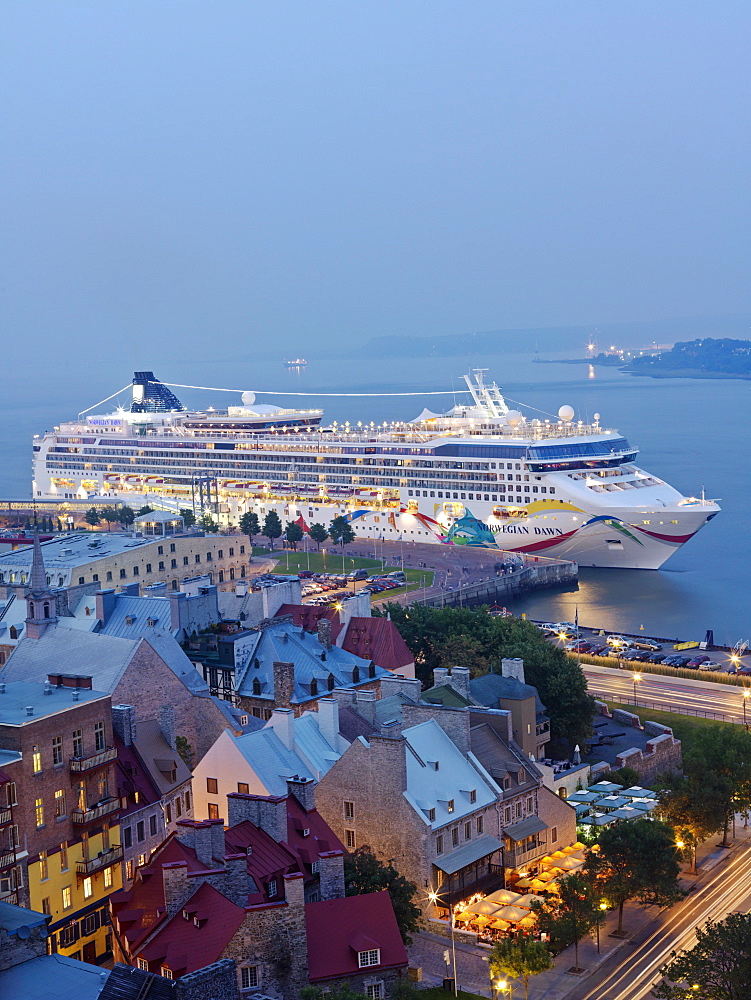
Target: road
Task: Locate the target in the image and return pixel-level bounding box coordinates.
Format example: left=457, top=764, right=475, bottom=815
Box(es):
left=581, top=663, right=751, bottom=724
left=567, top=841, right=751, bottom=1000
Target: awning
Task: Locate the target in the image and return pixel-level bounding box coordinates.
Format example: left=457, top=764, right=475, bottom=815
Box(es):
left=434, top=834, right=503, bottom=875
left=504, top=817, right=548, bottom=842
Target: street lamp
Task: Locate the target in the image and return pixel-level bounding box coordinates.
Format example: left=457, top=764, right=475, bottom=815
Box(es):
left=633, top=672, right=641, bottom=704
left=596, top=901, right=607, bottom=953
left=428, top=891, right=457, bottom=997
left=743, top=689, right=750, bottom=730
left=496, top=979, right=513, bottom=1000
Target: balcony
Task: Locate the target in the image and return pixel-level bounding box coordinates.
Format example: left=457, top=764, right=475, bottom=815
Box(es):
left=503, top=839, right=548, bottom=868
left=69, top=747, right=118, bottom=773
left=0, top=850, right=17, bottom=870
left=77, top=845, right=123, bottom=877
left=72, top=797, right=120, bottom=825
left=0, top=807, right=12, bottom=826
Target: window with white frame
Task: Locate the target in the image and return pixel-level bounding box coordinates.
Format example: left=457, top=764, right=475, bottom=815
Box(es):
left=240, top=966, right=259, bottom=990
left=161, top=967, right=173, bottom=979
left=344, top=800, right=355, bottom=819
left=137, top=959, right=148, bottom=971
left=366, top=985, right=384, bottom=999
left=345, top=829, right=356, bottom=849
left=267, top=879, right=277, bottom=897
left=358, top=949, right=380, bottom=968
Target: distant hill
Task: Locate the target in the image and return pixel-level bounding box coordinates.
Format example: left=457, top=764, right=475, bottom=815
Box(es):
left=627, top=338, right=751, bottom=377
left=337, top=315, right=751, bottom=360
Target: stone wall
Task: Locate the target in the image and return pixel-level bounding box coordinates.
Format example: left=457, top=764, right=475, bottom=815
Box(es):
left=399, top=702, right=472, bottom=755
left=176, top=959, right=240, bottom=1000
left=615, top=732, right=683, bottom=782
left=0, top=911, right=48, bottom=972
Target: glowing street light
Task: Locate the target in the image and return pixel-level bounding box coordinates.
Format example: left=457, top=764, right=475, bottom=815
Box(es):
left=633, top=672, right=641, bottom=704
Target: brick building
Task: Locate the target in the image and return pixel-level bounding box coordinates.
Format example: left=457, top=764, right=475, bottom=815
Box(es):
left=0, top=678, right=122, bottom=963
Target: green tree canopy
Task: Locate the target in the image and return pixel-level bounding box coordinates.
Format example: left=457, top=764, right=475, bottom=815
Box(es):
left=99, top=507, right=119, bottom=530
left=199, top=513, right=219, bottom=533
left=136, top=504, right=154, bottom=516
left=654, top=912, right=751, bottom=1000
left=179, top=507, right=196, bottom=527
left=329, top=514, right=355, bottom=547
left=374, top=604, right=594, bottom=746
left=285, top=521, right=304, bottom=550
left=262, top=510, right=283, bottom=549
left=682, top=726, right=751, bottom=846
left=489, top=937, right=552, bottom=1000
left=343, top=845, right=421, bottom=945
left=239, top=510, right=259, bottom=545
left=118, top=505, right=135, bottom=528
left=308, top=522, right=329, bottom=550
left=585, top=819, right=683, bottom=934
left=530, top=872, right=601, bottom=972
left=84, top=507, right=100, bottom=527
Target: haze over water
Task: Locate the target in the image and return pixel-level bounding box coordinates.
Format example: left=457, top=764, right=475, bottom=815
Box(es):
left=3, top=352, right=747, bottom=644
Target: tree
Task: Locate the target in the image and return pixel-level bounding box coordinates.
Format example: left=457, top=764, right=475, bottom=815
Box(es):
left=262, top=510, right=283, bottom=549
left=199, top=513, right=219, bottom=533
left=175, top=735, right=194, bottom=770
left=373, top=604, right=594, bottom=746
left=84, top=507, right=100, bottom=527
left=489, top=937, right=553, bottom=1000
left=136, top=505, right=154, bottom=516
left=179, top=507, right=196, bottom=527
left=683, top=727, right=751, bottom=847
left=329, top=514, right=355, bottom=548
left=239, top=511, right=259, bottom=548
left=99, top=507, right=119, bottom=531
left=584, top=819, right=683, bottom=935
left=531, top=873, right=601, bottom=972
left=660, top=772, right=733, bottom=871
left=343, top=846, right=421, bottom=945
left=285, top=521, right=304, bottom=550
left=436, top=633, right=490, bottom=678
left=654, top=912, right=751, bottom=1000
left=309, top=522, right=329, bottom=550
left=118, top=505, right=135, bottom=529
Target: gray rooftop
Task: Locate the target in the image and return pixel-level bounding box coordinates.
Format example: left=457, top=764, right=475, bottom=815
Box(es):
left=0, top=899, right=48, bottom=934
left=470, top=672, right=543, bottom=707
left=0, top=953, right=106, bottom=1000
left=0, top=680, right=108, bottom=726
left=0, top=531, right=168, bottom=575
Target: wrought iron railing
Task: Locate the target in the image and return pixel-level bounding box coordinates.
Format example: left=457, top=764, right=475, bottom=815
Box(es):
left=72, top=798, right=120, bottom=825
left=77, top=845, right=123, bottom=876
left=69, top=747, right=117, bottom=773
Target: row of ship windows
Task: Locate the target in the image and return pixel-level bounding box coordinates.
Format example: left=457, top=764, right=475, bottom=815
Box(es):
left=408, top=487, right=555, bottom=499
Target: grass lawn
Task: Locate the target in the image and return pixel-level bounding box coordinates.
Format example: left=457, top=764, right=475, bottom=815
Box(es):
left=605, top=701, right=738, bottom=754
left=251, top=546, right=433, bottom=600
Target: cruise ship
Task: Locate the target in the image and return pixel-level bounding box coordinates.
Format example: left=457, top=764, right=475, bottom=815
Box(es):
left=32, top=370, right=719, bottom=569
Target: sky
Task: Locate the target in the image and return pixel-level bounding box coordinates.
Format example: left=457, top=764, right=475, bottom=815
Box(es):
left=2, top=1, right=749, bottom=357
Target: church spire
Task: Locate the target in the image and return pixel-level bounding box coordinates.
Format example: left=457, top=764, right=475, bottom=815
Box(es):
left=29, top=528, right=47, bottom=593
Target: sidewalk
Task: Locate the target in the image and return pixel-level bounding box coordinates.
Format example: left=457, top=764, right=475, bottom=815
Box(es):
left=408, top=814, right=751, bottom=999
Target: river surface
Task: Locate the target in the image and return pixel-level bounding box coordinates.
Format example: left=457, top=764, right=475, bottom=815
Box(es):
left=1, top=350, right=747, bottom=642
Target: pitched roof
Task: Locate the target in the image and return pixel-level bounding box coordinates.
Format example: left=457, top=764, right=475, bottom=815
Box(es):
left=305, top=891, right=408, bottom=982
left=222, top=821, right=298, bottom=882
left=233, top=620, right=382, bottom=704
left=3, top=628, right=140, bottom=691
left=132, top=720, right=192, bottom=796
left=402, top=719, right=498, bottom=829
left=337, top=704, right=378, bottom=741
left=275, top=604, right=343, bottom=640
left=285, top=797, right=345, bottom=863
left=0, top=953, right=107, bottom=1000
left=137, top=881, right=245, bottom=976
left=422, top=684, right=473, bottom=708
left=469, top=723, right=539, bottom=789
left=470, top=673, right=539, bottom=705
left=99, top=963, right=176, bottom=1000
left=95, top=596, right=174, bottom=638
left=339, top=616, right=414, bottom=673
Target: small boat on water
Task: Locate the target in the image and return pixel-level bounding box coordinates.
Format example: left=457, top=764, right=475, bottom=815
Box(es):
left=285, top=358, right=307, bottom=367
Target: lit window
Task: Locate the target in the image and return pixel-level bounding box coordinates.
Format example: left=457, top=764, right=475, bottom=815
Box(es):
left=62, top=886, right=72, bottom=910
left=208, top=803, right=219, bottom=820
left=83, top=876, right=93, bottom=899
left=54, top=789, right=66, bottom=818
left=345, top=829, right=356, bottom=849
left=237, top=782, right=250, bottom=795
left=104, top=867, right=113, bottom=888
left=241, top=966, right=259, bottom=990
left=39, top=851, right=48, bottom=880
left=358, top=949, right=380, bottom=968
left=138, top=853, right=147, bottom=866
left=126, top=860, right=134, bottom=881
left=35, top=797, right=45, bottom=828
left=447, top=799, right=455, bottom=813
left=59, top=842, right=68, bottom=870
left=161, top=967, right=173, bottom=979
left=33, top=746, right=42, bottom=773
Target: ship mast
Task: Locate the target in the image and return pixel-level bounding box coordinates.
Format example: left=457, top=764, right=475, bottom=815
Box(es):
left=462, top=369, right=509, bottom=418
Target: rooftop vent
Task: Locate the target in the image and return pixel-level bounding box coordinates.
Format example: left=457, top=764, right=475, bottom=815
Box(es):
left=26, top=706, right=34, bottom=716
left=72, top=690, right=80, bottom=702
left=43, top=681, right=52, bottom=695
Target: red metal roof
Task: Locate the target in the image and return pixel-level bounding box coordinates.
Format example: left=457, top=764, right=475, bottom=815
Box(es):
left=305, top=890, right=408, bottom=982
left=136, top=882, right=245, bottom=977
left=340, top=617, right=414, bottom=674
left=286, top=797, right=345, bottom=863
left=275, top=604, right=343, bottom=640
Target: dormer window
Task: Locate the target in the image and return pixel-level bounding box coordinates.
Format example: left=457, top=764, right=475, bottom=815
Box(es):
left=125, top=615, right=134, bottom=626
left=469, top=789, right=477, bottom=803
left=310, top=677, right=318, bottom=696
left=182, top=909, right=190, bottom=920
left=352, top=666, right=360, bottom=683
left=147, top=617, right=156, bottom=627
left=193, top=916, right=201, bottom=927
left=427, top=808, right=436, bottom=822
left=268, top=878, right=277, bottom=897
left=428, top=761, right=439, bottom=771
left=447, top=799, right=455, bottom=813
left=358, top=949, right=380, bottom=969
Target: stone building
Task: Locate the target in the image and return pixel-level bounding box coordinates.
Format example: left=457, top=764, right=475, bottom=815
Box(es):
left=112, top=705, right=194, bottom=885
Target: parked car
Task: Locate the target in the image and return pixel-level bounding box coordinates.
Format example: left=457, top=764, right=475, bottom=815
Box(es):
left=348, top=568, right=369, bottom=581
left=606, top=635, right=632, bottom=648
left=647, top=652, right=667, bottom=663
left=687, top=655, right=711, bottom=668
left=697, top=661, right=723, bottom=671
left=298, top=570, right=314, bottom=579
left=632, top=640, right=662, bottom=652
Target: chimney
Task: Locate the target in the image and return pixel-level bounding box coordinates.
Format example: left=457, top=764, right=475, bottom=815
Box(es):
left=317, top=619, right=333, bottom=651
left=450, top=666, right=471, bottom=699
left=316, top=698, right=339, bottom=749
left=268, top=707, right=296, bottom=751
left=234, top=580, right=248, bottom=597
left=112, top=705, right=136, bottom=746
left=329, top=687, right=357, bottom=710
left=162, top=861, right=194, bottom=918
left=501, top=658, right=525, bottom=683
left=169, top=590, right=187, bottom=632
left=355, top=689, right=377, bottom=724
left=122, top=582, right=140, bottom=597
left=318, top=850, right=345, bottom=901
left=207, top=817, right=225, bottom=863
left=433, top=667, right=449, bottom=689
left=176, top=820, right=221, bottom=868
left=221, top=853, right=254, bottom=907
left=144, top=581, right=168, bottom=596
left=272, top=661, right=295, bottom=709
left=286, top=776, right=316, bottom=812
left=380, top=675, right=422, bottom=701
left=159, top=705, right=177, bottom=750
left=226, top=793, right=288, bottom=844
left=95, top=589, right=117, bottom=624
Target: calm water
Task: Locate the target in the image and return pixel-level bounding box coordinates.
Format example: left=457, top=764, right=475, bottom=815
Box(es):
left=2, top=351, right=748, bottom=642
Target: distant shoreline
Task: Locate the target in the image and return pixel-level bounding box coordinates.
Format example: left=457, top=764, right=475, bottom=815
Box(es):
left=534, top=357, right=751, bottom=381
